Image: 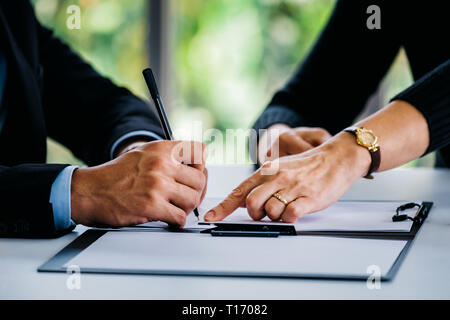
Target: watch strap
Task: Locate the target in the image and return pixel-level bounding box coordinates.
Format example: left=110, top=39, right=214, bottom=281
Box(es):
left=344, top=126, right=381, bottom=179
left=367, top=146, right=381, bottom=179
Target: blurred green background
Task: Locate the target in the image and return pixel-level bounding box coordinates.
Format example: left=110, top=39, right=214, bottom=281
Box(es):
left=31, top=0, right=433, bottom=167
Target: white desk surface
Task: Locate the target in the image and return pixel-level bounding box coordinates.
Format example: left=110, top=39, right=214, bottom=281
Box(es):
left=1, top=166, right=449, bottom=299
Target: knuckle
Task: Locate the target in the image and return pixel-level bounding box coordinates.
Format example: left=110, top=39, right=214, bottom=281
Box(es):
left=278, top=133, right=289, bottom=143
left=316, top=127, right=330, bottom=138
left=217, top=201, right=227, bottom=212
left=264, top=201, right=278, bottom=215
left=286, top=204, right=302, bottom=218
left=145, top=189, right=160, bottom=205
left=231, top=187, right=245, bottom=199
left=261, top=161, right=273, bottom=170
left=194, top=171, right=207, bottom=190
left=148, top=189, right=160, bottom=202
left=170, top=141, right=185, bottom=160
left=152, top=157, right=170, bottom=171
left=151, top=175, right=168, bottom=190
left=151, top=140, right=166, bottom=151
left=141, top=197, right=156, bottom=213
left=245, top=195, right=258, bottom=210
left=276, top=170, right=290, bottom=182
left=195, top=192, right=202, bottom=205
left=260, top=160, right=279, bottom=175
left=187, top=196, right=200, bottom=212
left=174, top=212, right=186, bottom=226
left=201, top=172, right=208, bottom=188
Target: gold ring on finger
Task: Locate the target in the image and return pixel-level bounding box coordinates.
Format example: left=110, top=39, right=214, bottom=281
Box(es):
left=272, top=192, right=289, bottom=206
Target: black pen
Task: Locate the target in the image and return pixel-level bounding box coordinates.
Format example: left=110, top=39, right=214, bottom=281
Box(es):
left=142, top=68, right=200, bottom=220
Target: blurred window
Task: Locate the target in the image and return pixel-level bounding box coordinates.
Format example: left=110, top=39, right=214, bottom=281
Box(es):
left=32, top=0, right=430, bottom=166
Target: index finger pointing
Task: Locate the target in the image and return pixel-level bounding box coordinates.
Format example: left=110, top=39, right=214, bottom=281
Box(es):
left=204, top=174, right=261, bottom=221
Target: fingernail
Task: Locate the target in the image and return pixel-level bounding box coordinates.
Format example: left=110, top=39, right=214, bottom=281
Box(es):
left=204, top=211, right=216, bottom=221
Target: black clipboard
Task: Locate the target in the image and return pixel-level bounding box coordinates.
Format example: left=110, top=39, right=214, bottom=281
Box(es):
left=294, top=201, right=433, bottom=240
left=38, top=201, right=433, bottom=281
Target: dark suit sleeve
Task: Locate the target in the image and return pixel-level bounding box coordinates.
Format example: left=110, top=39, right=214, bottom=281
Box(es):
left=253, top=0, right=401, bottom=134
left=391, top=59, right=450, bottom=154
left=37, top=24, right=164, bottom=166
left=0, top=163, right=74, bottom=237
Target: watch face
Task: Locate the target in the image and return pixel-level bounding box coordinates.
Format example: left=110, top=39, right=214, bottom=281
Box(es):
left=357, top=129, right=377, bottom=147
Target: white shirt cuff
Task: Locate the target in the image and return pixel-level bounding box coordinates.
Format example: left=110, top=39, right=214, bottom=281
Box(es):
left=110, top=130, right=163, bottom=159
left=50, top=166, right=79, bottom=231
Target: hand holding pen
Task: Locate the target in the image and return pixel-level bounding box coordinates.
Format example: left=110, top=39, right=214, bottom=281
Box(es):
left=143, top=68, right=206, bottom=221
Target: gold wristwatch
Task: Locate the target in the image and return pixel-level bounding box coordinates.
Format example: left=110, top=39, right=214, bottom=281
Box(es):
left=344, top=126, right=380, bottom=179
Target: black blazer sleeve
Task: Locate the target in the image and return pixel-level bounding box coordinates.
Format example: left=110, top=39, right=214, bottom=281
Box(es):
left=37, top=24, right=164, bottom=166
left=0, top=163, right=73, bottom=237
left=0, top=3, right=164, bottom=237
left=253, top=0, right=401, bottom=134
left=391, top=59, right=450, bottom=154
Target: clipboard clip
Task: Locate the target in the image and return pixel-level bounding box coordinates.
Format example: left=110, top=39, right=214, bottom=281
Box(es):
left=392, top=202, right=423, bottom=223
left=202, top=223, right=297, bottom=237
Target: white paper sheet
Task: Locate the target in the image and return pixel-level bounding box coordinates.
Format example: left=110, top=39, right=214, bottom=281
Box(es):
left=196, top=198, right=417, bottom=232
left=135, top=198, right=417, bottom=232
left=66, top=231, right=407, bottom=278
